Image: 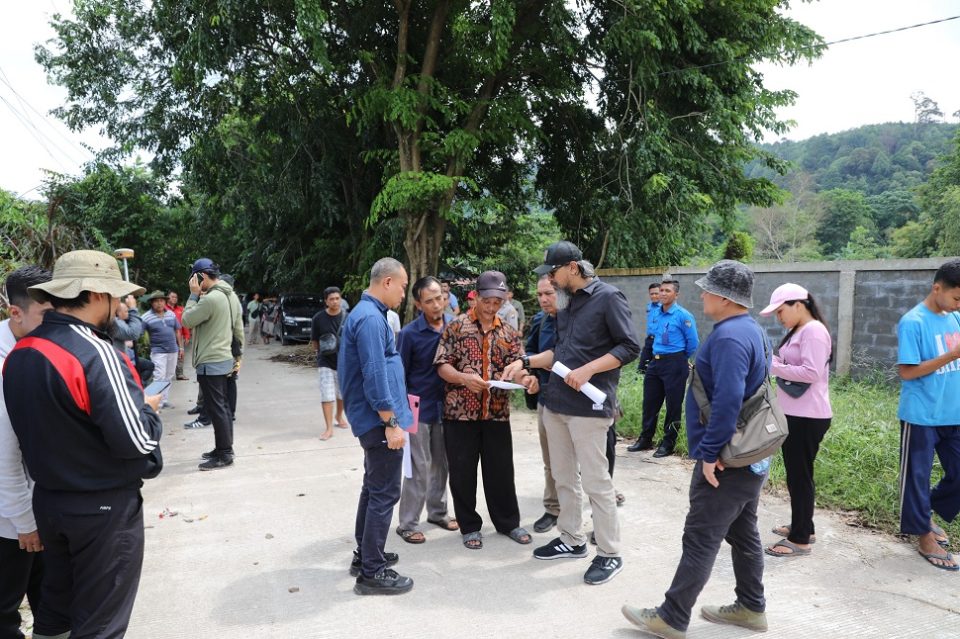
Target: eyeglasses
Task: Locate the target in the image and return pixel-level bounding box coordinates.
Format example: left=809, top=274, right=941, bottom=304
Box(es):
left=548, top=264, right=566, bottom=276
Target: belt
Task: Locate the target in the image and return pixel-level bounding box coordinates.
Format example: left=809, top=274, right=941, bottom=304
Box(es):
left=653, top=352, right=687, bottom=360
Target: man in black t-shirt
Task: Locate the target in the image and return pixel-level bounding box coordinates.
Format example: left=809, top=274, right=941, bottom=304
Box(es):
left=310, top=286, right=348, bottom=440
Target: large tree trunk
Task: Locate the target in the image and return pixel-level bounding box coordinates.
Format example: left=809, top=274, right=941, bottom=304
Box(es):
left=402, top=203, right=446, bottom=321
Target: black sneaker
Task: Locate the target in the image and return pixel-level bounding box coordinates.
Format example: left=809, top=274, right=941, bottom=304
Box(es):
left=533, top=512, right=558, bottom=533
left=349, top=550, right=399, bottom=577
left=198, top=456, right=234, bottom=471
left=187, top=405, right=202, bottom=415
left=533, top=537, right=588, bottom=560
left=353, top=568, right=413, bottom=596
left=583, top=555, right=623, bottom=585
left=201, top=450, right=218, bottom=460
left=184, top=418, right=210, bottom=429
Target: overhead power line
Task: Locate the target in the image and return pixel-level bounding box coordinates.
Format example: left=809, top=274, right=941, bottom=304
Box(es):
left=651, top=14, right=960, bottom=79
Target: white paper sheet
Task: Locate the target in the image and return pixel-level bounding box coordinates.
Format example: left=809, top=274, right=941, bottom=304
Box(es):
left=402, top=430, right=412, bottom=479
left=488, top=380, right=527, bottom=391
left=551, top=361, right=607, bottom=405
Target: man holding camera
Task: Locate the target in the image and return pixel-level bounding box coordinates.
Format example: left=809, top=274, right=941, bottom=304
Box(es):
left=181, top=258, right=245, bottom=471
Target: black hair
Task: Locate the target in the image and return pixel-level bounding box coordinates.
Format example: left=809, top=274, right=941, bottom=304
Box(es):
left=660, top=279, right=679, bottom=292
left=777, top=292, right=833, bottom=363
left=4, top=265, right=53, bottom=308
left=412, top=276, right=441, bottom=302
left=934, top=259, right=960, bottom=289
left=648, top=282, right=660, bottom=291
left=323, top=286, right=342, bottom=300
left=45, top=290, right=92, bottom=310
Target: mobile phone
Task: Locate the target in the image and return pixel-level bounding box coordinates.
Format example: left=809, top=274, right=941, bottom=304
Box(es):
left=143, top=380, right=171, bottom=396
left=195, top=272, right=205, bottom=283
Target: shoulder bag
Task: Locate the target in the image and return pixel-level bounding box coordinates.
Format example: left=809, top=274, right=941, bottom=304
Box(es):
left=689, top=334, right=788, bottom=468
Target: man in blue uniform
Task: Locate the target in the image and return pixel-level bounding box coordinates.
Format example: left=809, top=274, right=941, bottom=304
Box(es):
left=630, top=279, right=699, bottom=457
left=636, top=282, right=661, bottom=374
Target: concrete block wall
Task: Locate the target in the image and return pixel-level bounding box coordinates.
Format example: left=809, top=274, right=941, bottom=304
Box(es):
left=598, top=258, right=953, bottom=377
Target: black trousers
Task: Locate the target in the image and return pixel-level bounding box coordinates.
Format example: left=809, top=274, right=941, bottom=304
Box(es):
left=195, top=372, right=237, bottom=422
left=0, top=537, right=44, bottom=639
left=637, top=334, right=655, bottom=372
left=640, top=355, right=689, bottom=448
left=32, top=486, right=144, bottom=639
left=782, top=415, right=831, bottom=544
left=354, top=427, right=403, bottom=578
left=606, top=424, right=617, bottom=478
left=659, top=462, right=766, bottom=632
left=197, top=374, right=234, bottom=457
left=444, top=420, right=521, bottom=535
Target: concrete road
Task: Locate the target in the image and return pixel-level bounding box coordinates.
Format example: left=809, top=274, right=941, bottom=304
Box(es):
left=130, top=345, right=960, bottom=638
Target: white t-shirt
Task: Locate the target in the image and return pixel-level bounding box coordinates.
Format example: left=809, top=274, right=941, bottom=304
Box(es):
left=387, top=310, right=402, bottom=336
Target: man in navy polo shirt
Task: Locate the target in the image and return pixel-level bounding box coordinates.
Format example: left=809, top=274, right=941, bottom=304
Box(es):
left=633, top=279, right=699, bottom=457
left=395, top=276, right=458, bottom=543
left=339, top=257, right=414, bottom=595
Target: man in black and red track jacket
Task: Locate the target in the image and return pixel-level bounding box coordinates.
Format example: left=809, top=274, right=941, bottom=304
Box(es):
left=2, top=250, right=163, bottom=639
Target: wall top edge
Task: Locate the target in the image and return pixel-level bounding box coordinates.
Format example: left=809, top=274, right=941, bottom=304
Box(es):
left=597, top=257, right=958, bottom=278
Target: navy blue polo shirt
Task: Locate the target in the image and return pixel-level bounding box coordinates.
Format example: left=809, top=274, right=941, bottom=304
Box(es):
left=397, top=313, right=447, bottom=424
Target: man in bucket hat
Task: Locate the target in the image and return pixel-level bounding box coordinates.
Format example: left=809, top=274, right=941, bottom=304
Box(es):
left=3, top=250, right=164, bottom=639
left=623, top=259, right=771, bottom=638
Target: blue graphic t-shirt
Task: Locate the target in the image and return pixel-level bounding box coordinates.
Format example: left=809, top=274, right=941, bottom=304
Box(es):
left=897, top=302, right=960, bottom=426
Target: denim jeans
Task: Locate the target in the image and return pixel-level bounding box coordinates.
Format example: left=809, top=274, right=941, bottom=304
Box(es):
left=354, top=427, right=403, bottom=577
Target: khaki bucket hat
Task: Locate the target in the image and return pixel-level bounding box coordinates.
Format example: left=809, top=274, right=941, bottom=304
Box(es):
left=28, top=250, right=146, bottom=302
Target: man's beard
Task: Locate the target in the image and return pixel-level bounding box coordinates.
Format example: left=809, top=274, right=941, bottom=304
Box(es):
left=555, top=288, right=571, bottom=311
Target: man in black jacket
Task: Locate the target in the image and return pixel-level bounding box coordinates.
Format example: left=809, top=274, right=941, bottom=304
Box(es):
left=3, top=250, right=163, bottom=639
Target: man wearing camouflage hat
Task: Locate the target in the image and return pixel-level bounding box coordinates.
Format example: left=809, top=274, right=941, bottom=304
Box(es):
left=3, top=250, right=164, bottom=639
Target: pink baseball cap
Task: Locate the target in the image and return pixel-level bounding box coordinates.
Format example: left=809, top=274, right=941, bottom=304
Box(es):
left=759, top=283, right=809, bottom=316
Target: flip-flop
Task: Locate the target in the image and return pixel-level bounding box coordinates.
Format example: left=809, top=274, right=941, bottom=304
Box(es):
left=771, top=524, right=816, bottom=544
left=427, top=517, right=459, bottom=531
left=462, top=531, right=483, bottom=550
left=930, top=522, right=950, bottom=548
left=919, top=549, right=960, bottom=571
left=395, top=527, right=426, bottom=544
left=765, top=539, right=811, bottom=557
left=503, top=527, right=532, bottom=545
left=334, top=422, right=349, bottom=429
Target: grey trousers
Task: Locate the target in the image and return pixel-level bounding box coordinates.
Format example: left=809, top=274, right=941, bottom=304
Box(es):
left=542, top=406, right=619, bottom=556
left=537, top=404, right=560, bottom=516
left=398, top=421, right=451, bottom=531
left=658, top=460, right=767, bottom=632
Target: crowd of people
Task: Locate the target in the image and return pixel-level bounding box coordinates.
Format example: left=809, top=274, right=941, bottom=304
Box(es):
left=1, top=244, right=959, bottom=637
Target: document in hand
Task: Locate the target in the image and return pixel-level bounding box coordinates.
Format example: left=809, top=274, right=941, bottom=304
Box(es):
left=551, top=361, right=607, bottom=405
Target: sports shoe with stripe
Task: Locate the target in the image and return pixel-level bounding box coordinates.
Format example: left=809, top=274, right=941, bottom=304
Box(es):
left=533, top=537, right=588, bottom=560
left=583, top=555, right=623, bottom=585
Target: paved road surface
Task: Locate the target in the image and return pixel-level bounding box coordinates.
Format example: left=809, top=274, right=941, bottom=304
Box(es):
left=129, top=345, right=959, bottom=638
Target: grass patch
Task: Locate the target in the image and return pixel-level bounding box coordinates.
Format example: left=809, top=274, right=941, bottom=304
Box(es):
left=614, top=371, right=958, bottom=544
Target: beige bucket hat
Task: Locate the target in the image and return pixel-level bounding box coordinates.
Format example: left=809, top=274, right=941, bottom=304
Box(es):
left=28, top=250, right=146, bottom=302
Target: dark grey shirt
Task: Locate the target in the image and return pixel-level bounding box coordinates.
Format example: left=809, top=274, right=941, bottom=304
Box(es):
left=541, top=278, right=640, bottom=418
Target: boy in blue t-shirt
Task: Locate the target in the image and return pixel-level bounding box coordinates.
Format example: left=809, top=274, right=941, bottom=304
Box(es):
left=897, top=258, right=960, bottom=572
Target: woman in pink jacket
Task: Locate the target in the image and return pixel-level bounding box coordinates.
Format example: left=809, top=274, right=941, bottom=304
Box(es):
left=760, top=283, right=833, bottom=557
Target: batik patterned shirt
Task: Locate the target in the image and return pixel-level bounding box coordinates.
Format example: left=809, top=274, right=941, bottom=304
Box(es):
left=433, top=308, right=523, bottom=422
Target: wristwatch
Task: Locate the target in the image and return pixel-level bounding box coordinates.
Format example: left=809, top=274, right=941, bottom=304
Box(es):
left=521, top=355, right=531, bottom=371
left=382, top=416, right=400, bottom=429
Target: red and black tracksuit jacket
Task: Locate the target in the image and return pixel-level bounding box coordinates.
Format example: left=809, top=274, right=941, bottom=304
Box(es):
left=2, top=311, right=163, bottom=491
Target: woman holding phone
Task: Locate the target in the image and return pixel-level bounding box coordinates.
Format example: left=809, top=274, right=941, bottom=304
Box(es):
left=759, top=283, right=833, bottom=557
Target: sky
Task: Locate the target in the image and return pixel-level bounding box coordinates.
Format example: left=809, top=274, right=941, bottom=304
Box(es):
left=1, top=1, right=959, bottom=198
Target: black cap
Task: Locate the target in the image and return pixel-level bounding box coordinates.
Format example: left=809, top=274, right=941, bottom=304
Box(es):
left=533, top=241, right=583, bottom=275
left=476, top=271, right=509, bottom=299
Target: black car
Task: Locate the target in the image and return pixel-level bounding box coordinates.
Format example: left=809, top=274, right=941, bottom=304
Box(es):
left=273, top=292, right=325, bottom=345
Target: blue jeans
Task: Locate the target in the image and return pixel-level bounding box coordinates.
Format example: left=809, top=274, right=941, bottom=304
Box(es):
left=354, top=427, right=403, bottom=578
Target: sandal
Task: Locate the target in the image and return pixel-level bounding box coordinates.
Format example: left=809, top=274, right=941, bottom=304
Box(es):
left=462, top=531, right=483, bottom=550
left=765, top=538, right=811, bottom=557
left=930, top=522, right=950, bottom=548
left=504, top=526, right=532, bottom=545
left=395, top=527, right=426, bottom=544
left=919, top=548, right=959, bottom=571
left=427, top=517, right=460, bottom=531
left=771, top=524, right=816, bottom=544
